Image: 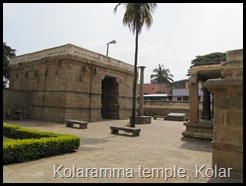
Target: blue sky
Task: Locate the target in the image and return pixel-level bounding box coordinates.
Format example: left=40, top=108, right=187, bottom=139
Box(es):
left=3, top=3, right=243, bottom=83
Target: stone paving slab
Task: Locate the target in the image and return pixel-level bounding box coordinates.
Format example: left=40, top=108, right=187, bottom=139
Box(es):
left=3, top=119, right=242, bottom=183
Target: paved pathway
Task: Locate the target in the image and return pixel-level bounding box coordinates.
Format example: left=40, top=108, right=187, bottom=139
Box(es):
left=3, top=119, right=242, bottom=183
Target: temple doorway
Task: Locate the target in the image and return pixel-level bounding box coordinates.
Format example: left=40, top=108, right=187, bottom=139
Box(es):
left=101, top=76, right=119, bottom=119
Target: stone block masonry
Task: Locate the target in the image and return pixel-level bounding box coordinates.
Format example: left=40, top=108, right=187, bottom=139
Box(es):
left=204, top=49, right=243, bottom=174
left=8, top=44, right=134, bottom=123
left=3, top=89, right=32, bottom=119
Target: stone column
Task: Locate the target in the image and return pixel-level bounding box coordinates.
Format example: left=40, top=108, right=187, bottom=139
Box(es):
left=200, top=86, right=211, bottom=120
left=138, top=66, right=145, bottom=116
left=188, top=74, right=199, bottom=123
left=204, top=49, right=243, bottom=174
left=211, top=93, right=214, bottom=118
left=182, top=73, right=214, bottom=140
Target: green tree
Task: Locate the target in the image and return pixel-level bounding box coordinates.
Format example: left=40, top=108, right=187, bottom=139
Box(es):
left=150, top=64, right=174, bottom=85
left=3, top=42, right=16, bottom=88
left=191, top=52, right=226, bottom=67
left=172, top=79, right=189, bottom=88
left=114, top=3, right=157, bottom=127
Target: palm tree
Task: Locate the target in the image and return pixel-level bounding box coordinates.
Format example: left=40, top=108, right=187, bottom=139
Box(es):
left=114, top=3, right=157, bottom=128
left=151, top=64, right=174, bottom=85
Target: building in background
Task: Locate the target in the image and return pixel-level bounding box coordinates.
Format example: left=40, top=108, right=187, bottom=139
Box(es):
left=137, top=79, right=204, bottom=102
left=143, top=93, right=169, bottom=101
left=171, top=82, right=203, bottom=102
left=137, top=79, right=172, bottom=95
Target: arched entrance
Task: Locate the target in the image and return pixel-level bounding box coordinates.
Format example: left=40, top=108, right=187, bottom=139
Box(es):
left=101, top=76, right=119, bottom=119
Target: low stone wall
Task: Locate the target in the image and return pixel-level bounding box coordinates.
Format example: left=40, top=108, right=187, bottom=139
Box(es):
left=142, top=100, right=203, bottom=118
left=3, top=90, right=203, bottom=122
left=3, top=89, right=32, bottom=119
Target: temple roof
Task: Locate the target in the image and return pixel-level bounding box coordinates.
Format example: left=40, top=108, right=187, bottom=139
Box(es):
left=187, top=63, right=222, bottom=82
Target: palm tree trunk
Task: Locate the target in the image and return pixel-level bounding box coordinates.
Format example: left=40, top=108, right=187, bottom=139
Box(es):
left=130, top=28, right=139, bottom=128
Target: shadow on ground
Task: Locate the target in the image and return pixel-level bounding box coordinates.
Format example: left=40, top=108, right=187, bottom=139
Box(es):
left=207, top=172, right=243, bottom=183
left=178, top=139, right=212, bottom=152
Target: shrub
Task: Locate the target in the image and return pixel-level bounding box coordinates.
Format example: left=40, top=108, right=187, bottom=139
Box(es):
left=3, top=122, right=80, bottom=164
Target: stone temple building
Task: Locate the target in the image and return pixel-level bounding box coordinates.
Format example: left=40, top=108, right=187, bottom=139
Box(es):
left=182, top=48, right=243, bottom=175
left=8, top=44, right=134, bottom=123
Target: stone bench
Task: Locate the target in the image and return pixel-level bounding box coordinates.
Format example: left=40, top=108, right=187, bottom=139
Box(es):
left=165, top=113, right=186, bottom=121
left=110, top=126, right=141, bottom=137
left=66, top=119, right=88, bottom=129
left=153, top=116, right=166, bottom=120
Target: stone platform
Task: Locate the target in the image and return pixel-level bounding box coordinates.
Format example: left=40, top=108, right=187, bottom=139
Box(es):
left=182, top=120, right=213, bottom=140
left=165, top=113, right=186, bottom=121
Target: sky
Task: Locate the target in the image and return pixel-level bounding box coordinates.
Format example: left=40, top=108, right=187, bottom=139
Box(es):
left=3, top=3, right=243, bottom=83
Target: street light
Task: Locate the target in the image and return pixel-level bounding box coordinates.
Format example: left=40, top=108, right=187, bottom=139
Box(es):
left=106, top=40, right=116, bottom=56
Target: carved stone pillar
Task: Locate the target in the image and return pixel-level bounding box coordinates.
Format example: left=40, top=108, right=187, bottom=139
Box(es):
left=138, top=66, right=145, bottom=116
left=130, top=66, right=151, bottom=124
left=211, top=93, right=214, bottom=119
left=182, top=73, right=213, bottom=141
left=200, top=86, right=211, bottom=120
left=188, top=74, right=199, bottom=123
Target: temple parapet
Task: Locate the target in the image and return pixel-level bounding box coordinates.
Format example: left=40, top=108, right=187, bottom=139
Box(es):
left=10, top=43, right=134, bottom=73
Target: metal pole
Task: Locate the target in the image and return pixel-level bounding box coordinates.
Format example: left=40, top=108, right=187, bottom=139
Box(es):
left=106, top=40, right=116, bottom=57
left=106, top=43, right=109, bottom=56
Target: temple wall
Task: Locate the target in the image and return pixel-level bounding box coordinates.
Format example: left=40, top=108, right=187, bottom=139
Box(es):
left=8, top=44, right=134, bottom=123
left=3, top=89, right=32, bottom=119
left=204, top=49, right=243, bottom=173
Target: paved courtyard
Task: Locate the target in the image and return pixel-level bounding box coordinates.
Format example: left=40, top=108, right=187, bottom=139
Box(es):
left=3, top=118, right=242, bottom=183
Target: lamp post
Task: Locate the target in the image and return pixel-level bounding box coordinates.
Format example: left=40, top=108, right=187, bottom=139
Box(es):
left=106, top=40, right=116, bottom=56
